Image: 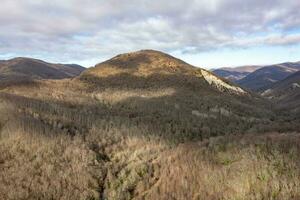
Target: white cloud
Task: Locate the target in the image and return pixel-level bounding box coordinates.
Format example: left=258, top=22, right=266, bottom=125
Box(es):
left=0, top=0, right=300, bottom=65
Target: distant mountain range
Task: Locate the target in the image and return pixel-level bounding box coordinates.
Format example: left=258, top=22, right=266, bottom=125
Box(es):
left=213, top=65, right=262, bottom=82
left=237, top=62, right=300, bottom=91
left=0, top=57, right=85, bottom=86
left=213, top=62, right=300, bottom=91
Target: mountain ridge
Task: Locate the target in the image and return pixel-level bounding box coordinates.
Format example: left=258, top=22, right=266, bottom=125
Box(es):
left=212, top=65, right=263, bottom=82
left=0, top=57, right=85, bottom=86
left=237, top=62, right=300, bottom=91
left=262, top=70, right=300, bottom=113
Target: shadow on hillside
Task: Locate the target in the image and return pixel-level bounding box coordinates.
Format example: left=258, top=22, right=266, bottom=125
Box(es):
left=0, top=70, right=287, bottom=144
left=79, top=71, right=210, bottom=92
left=77, top=72, right=273, bottom=111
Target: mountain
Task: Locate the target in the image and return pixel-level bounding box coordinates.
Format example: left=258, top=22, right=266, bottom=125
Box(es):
left=213, top=65, right=262, bottom=82
left=0, top=57, right=85, bottom=86
left=236, top=62, right=300, bottom=91
left=1, top=50, right=299, bottom=200
left=2, top=50, right=274, bottom=142
left=76, top=50, right=275, bottom=139
left=262, top=71, right=300, bottom=113
left=80, top=50, right=246, bottom=94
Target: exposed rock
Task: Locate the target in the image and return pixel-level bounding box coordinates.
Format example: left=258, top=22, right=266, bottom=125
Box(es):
left=291, top=83, right=300, bottom=89
left=201, top=69, right=246, bottom=95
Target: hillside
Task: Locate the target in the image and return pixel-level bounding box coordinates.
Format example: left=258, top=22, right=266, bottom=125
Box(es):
left=0, top=50, right=299, bottom=200
left=0, top=57, right=85, bottom=86
left=77, top=50, right=275, bottom=139
left=236, top=62, right=300, bottom=91
left=80, top=50, right=246, bottom=94
left=262, top=71, right=300, bottom=113
left=213, top=65, right=262, bottom=82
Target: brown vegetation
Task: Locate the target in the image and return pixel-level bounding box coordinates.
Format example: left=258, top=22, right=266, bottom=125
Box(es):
left=0, top=57, right=85, bottom=89
left=0, top=50, right=299, bottom=199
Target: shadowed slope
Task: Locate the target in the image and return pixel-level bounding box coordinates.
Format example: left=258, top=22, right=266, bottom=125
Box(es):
left=213, top=65, right=262, bottom=82
left=262, top=71, right=300, bottom=113
left=0, top=57, right=85, bottom=87
left=236, top=62, right=300, bottom=91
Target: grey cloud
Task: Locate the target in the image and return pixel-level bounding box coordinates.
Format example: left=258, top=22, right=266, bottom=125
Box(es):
left=0, top=0, right=300, bottom=64
left=264, top=34, right=300, bottom=46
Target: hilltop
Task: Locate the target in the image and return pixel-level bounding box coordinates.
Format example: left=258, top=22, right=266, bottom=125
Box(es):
left=80, top=50, right=246, bottom=94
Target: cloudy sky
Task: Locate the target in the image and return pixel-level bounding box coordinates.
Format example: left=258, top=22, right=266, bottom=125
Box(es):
left=1, top=0, right=300, bottom=68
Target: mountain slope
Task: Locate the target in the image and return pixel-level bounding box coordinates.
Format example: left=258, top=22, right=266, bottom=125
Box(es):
left=75, top=50, right=274, bottom=140
left=80, top=50, right=246, bottom=95
left=1, top=50, right=299, bottom=200
left=2, top=50, right=275, bottom=142
left=213, top=65, right=262, bottom=82
left=0, top=57, right=85, bottom=85
left=236, top=62, right=300, bottom=91
left=262, top=71, right=300, bottom=113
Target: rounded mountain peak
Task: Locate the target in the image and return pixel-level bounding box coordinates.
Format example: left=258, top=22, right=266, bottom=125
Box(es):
left=79, top=50, right=246, bottom=95
left=82, top=49, right=198, bottom=78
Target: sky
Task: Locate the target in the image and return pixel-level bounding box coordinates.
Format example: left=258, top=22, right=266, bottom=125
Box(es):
left=1, top=0, right=300, bottom=69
